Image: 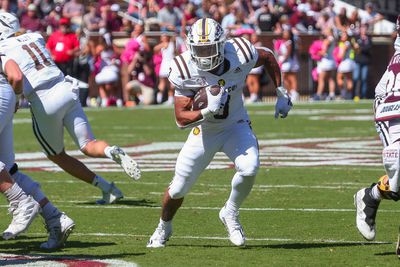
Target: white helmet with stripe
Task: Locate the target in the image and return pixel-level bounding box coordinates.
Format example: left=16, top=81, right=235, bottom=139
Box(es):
left=186, top=18, right=226, bottom=71
left=0, top=12, right=19, bottom=41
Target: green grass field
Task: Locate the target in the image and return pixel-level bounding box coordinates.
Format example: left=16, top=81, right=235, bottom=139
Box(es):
left=1, top=101, right=399, bottom=266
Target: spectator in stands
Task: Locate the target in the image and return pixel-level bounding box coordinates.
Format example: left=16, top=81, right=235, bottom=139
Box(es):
left=125, top=51, right=156, bottom=106
left=180, top=2, right=197, bottom=36
left=353, top=23, right=372, bottom=99
left=38, top=0, right=55, bottom=17
left=82, top=2, right=103, bottom=32
left=275, top=27, right=300, bottom=102
left=336, top=30, right=356, bottom=100
left=140, top=0, right=159, bottom=20
left=154, top=33, right=176, bottom=105
left=348, top=8, right=361, bottom=35
left=62, top=0, right=84, bottom=19
left=43, top=4, right=62, bottom=35
left=289, top=3, right=316, bottom=33
left=360, top=2, right=383, bottom=32
left=46, top=17, right=80, bottom=76
left=221, top=3, right=239, bottom=31
left=316, top=12, right=334, bottom=32
left=314, top=27, right=337, bottom=101
left=253, top=0, right=278, bottom=32
left=20, top=4, right=44, bottom=33
left=62, top=0, right=84, bottom=30
left=157, top=0, right=182, bottom=32
left=103, top=4, right=123, bottom=32
left=335, top=7, right=349, bottom=33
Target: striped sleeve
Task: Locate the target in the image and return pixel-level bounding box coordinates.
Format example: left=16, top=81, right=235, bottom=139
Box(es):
left=168, top=54, right=192, bottom=89
left=232, top=37, right=259, bottom=68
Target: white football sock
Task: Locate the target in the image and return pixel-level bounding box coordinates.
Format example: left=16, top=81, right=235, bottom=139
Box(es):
left=104, top=146, right=114, bottom=159
left=159, top=218, right=172, bottom=227
left=225, top=173, right=255, bottom=213
left=4, top=183, right=27, bottom=202
left=92, top=175, right=111, bottom=192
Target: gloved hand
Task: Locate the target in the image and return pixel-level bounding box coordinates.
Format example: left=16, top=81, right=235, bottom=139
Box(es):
left=275, top=86, right=293, bottom=119
left=201, top=86, right=227, bottom=118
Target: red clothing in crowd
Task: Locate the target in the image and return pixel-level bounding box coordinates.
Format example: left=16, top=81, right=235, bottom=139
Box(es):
left=46, top=30, right=79, bottom=63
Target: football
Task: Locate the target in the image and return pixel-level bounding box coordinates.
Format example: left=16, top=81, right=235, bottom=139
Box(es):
left=192, top=85, right=222, bottom=110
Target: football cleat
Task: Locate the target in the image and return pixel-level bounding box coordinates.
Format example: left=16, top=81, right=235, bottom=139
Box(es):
left=354, top=188, right=380, bottom=241
left=219, top=206, right=246, bottom=246
left=147, top=222, right=173, bottom=248
left=40, top=212, right=75, bottom=249
left=2, top=196, right=40, bottom=240
left=96, top=182, right=123, bottom=205
left=110, top=146, right=141, bottom=180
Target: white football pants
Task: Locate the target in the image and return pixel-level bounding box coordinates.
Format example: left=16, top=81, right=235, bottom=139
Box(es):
left=168, top=121, right=259, bottom=199
left=0, top=83, right=16, bottom=171
left=28, top=77, right=95, bottom=156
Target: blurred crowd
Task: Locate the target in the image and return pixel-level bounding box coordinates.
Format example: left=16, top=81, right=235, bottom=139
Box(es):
left=1, top=0, right=388, bottom=106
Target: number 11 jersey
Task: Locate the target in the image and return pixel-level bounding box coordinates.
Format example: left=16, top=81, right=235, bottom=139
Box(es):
left=0, top=32, right=63, bottom=97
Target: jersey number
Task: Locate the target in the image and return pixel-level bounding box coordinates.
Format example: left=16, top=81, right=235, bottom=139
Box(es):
left=214, top=95, right=230, bottom=119
left=22, top=42, right=52, bottom=70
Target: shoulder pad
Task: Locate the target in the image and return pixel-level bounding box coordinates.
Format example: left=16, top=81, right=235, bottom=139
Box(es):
left=168, top=52, right=193, bottom=89
left=229, top=37, right=258, bottom=65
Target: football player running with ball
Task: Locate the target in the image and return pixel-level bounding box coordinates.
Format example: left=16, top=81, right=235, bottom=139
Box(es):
left=354, top=15, right=400, bottom=256
left=0, top=12, right=141, bottom=205
left=147, top=18, right=292, bottom=248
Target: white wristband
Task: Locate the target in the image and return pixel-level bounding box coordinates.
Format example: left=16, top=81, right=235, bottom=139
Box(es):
left=201, top=108, right=213, bottom=119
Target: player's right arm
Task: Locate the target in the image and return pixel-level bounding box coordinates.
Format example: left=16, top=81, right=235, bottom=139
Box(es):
left=3, top=59, right=23, bottom=95
left=174, top=96, right=203, bottom=128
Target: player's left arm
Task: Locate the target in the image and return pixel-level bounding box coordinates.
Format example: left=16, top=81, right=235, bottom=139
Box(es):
left=254, top=47, right=292, bottom=118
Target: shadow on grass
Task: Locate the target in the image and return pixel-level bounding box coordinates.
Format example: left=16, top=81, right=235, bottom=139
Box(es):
left=244, top=242, right=392, bottom=250
left=78, top=198, right=157, bottom=207
left=169, top=241, right=392, bottom=250
left=0, top=240, right=116, bottom=254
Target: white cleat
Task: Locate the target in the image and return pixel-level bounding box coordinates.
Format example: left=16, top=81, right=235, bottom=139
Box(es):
left=96, top=182, right=124, bottom=205
left=354, top=188, right=380, bottom=241
left=147, top=223, right=173, bottom=248
left=219, top=206, right=246, bottom=247
left=110, top=146, right=141, bottom=180
left=2, top=196, right=40, bottom=240
left=40, top=212, right=75, bottom=249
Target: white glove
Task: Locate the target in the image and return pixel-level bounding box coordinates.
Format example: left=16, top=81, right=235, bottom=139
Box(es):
left=201, top=86, right=226, bottom=119
left=275, top=86, right=293, bottom=119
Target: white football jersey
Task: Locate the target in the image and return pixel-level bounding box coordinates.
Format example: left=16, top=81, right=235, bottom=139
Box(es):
left=0, top=33, right=63, bottom=97
left=169, top=37, right=258, bottom=129
left=375, top=37, right=400, bottom=98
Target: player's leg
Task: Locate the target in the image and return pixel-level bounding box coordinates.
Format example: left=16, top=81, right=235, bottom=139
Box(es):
left=30, top=90, right=123, bottom=204
left=0, top=91, right=40, bottom=239
left=220, top=121, right=259, bottom=246
left=65, top=101, right=140, bottom=180
left=147, top=127, right=220, bottom=248
left=355, top=119, right=400, bottom=241
left=11, top=168, right=74, bottom=249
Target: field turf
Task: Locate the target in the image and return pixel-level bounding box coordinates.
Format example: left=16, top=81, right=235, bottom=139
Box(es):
left=1, top=101, right=399, bottom=266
